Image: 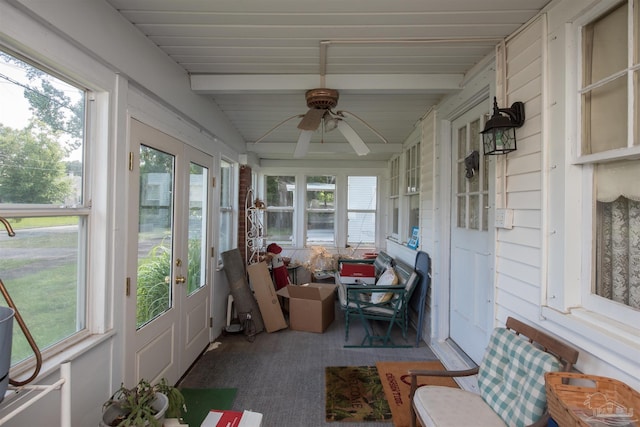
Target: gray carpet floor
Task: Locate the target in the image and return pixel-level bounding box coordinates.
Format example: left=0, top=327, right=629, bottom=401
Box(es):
left=179, top=302, right=438, bottom=427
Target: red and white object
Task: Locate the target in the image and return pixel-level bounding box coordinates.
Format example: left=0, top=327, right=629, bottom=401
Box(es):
left=201, top=409, right=263, bottom=427
left=338, top=263, right=375, bottom=284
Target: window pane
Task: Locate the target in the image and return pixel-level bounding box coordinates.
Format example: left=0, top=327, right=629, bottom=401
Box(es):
left=594, top=161, right=640, bottom=309
left=348, top=176, right=376, bottom=245
left=348, top=176, right=376, bottom=210
left=137, top=145, right=174, bottom=328
left=0, top=217, right=85, bottom=364
left=390, top=157, right=400, bottom=197
left=392, top=198, right=399, bottom=235
left=219, top=212, right=233, bottom=253
left=348, top=212, right=375, bottom=245
left=458, top=126, right=466, bottom=159
left=457, top=196, right=466, bottom=228
left=0, top=52, right=85, bottom=206
left=409, top=194, right=420, bottom=232
left=470, top=119, right=481, bottom=153
left=265, top=176, right=294, bottom=244
left=307, top=212, right=334, bottom=243
left=219, top=160, right=234, bottom=257
left=266, top=211, right=293, bottom=242
left=220, top=161, right=232, bottom=208
left=307, top=175, right=335, bottom=244
left=469, top=195, right=479, bottom=230
left=187, top=162, right=207, bottom=295
left=266, top=176, right=294, bottom=207
left=583, top=2, right=627, bottom=85
left=582, top=77, right=628, bottom=154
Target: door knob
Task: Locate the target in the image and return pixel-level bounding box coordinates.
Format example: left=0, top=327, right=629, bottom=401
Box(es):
left=175, top=276, right=186, bottom=284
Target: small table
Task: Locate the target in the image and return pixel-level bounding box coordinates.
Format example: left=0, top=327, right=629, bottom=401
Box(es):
left=286, top=264, right=300, bottom=284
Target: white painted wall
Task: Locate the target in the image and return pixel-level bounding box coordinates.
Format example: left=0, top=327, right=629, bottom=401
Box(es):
left=0, top=0, right=246, bottom=424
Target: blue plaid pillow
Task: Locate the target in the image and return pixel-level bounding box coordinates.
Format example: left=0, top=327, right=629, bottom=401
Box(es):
left=478, top=327, right=561, bottom=427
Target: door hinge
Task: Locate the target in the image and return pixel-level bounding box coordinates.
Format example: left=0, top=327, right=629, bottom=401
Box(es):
left=128, top=152, right=134, bottom=171
left=126, top=277, right=131, bottom=296
left=209, top=317, right=213, bottom=328
left=211, top=177, right=216, bottom=187
left=210, top=247, right=215, bottom=258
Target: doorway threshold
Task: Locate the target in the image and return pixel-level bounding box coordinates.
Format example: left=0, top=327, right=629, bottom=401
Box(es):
left=429, top=338, right=479, bottom=393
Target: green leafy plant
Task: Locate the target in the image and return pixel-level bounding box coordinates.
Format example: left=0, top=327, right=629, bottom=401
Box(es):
left=103, top=378, right=186, bottom=426
left=155, top=378, right=187, bottom=419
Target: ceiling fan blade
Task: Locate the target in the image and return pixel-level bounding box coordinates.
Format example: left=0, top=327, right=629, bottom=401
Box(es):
left=337, top=120, right=370, bottom=156
left=254, top=114, right=304, bottom=143
left=297, top=108, right=325, bottom=131
left=294, top=130, right=314, bottom=158
left=337, top=110, right=389, bottom=144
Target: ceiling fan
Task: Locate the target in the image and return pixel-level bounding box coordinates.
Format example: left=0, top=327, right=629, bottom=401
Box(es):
left=254, top=88, right=388, bottom=158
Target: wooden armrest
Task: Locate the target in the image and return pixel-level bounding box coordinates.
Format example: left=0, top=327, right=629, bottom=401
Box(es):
left=409, top=366, right=479, bottom=398
left=407, top=366, right=479, bottom=378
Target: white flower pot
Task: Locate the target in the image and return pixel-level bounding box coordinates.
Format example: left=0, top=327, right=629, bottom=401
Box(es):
left=100, top=392, right=168, bottom=427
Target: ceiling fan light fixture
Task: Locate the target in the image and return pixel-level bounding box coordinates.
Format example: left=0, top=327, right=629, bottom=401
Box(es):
left=324, top=115, right=339, bottom=132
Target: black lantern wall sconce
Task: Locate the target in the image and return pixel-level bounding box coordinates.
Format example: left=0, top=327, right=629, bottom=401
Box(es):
left=481, top=97, right=525, bottom=155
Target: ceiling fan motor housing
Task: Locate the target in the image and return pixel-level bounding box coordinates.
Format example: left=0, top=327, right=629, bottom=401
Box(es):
left=305, top=88, right=339, bottom=109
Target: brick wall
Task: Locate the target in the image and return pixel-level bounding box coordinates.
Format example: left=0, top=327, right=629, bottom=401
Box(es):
left=238, top=164, right=252, bottom=263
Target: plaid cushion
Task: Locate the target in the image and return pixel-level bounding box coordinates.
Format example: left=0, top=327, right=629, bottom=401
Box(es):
left=478, top=327, right=561, bottom=427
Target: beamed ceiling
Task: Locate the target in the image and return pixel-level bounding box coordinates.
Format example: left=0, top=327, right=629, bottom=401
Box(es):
left=105, top=0, right=551, bottom=163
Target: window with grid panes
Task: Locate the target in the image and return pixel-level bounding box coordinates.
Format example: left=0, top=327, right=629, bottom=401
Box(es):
left=265, top=175, right=295, bottom=245
left=0, top=49, right=90, bottom=367
left=389, top=156, right=400, bottom=236
left=405, top=143, right=421, bottom=236
left=578, top=1, right=640, bottom=314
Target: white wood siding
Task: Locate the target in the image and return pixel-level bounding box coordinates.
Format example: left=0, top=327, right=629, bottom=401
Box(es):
left=420, top=109, right=437, bottom=342
left=495, top=16, right=545, bottom=323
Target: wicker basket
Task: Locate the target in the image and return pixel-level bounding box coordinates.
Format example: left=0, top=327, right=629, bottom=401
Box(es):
left=545, top=372, right=640, bottom=427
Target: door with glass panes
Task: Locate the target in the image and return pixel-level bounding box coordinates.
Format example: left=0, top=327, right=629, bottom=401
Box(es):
left=125, top=119, right=213, bottom=385
left=449, top=101, right=494, bottom=364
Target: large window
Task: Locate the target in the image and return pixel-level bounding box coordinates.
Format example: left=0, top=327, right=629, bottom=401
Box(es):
left=405, top=143, right=421, bottom=236
left=265, top=175, right=295, bottom=245
left=579, top=2, right=640, bottom=315
left=306, top=175, right=336, bottom=245
left=347, top=176, right=377, bottom=246
left=0, top=50, right=88, bottom=366
left=389, top=156, right=400, bottom=237
left=219, top=159, right=234, bottom=257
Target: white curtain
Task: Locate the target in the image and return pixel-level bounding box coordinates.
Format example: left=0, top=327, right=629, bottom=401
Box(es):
left=596, top=163, right=640, bottom=309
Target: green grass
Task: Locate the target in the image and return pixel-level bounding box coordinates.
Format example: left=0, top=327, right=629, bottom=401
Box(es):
left=9, top=217, right=77, bottom=230
left=4, top=263, right=78, bottom=363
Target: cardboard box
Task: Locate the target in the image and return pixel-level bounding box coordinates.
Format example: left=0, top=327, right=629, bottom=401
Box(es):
left=201, top=409, right=263, bottom=427
left=247, top=262, right=288, bottom=333
left=277, top=283, right=337, bottom=333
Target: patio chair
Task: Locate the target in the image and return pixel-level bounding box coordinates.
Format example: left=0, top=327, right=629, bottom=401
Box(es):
left=337, top=254, right=423, bottom=348
left=409, top=316, right=579, bottom=427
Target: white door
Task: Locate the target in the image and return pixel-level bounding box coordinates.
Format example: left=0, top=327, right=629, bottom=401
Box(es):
left=125, top=119, right=213, bottom=385
left=449, top=102, right=494, bottom=364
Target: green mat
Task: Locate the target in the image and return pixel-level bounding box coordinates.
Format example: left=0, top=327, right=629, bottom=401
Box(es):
left=179, top=388, right=237, bottom=426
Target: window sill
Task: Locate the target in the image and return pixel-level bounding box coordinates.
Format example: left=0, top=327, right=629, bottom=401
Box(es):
left=540, top=306, right=640, bottom=382
left=8, top=329, right=116, bottom=385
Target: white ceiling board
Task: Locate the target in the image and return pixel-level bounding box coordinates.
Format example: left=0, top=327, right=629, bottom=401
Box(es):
left=104, top=0, right=552, bottom=162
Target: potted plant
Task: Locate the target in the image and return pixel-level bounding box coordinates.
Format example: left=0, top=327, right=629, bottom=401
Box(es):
left=101, top=378, right=186, bottom=427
